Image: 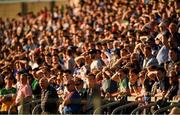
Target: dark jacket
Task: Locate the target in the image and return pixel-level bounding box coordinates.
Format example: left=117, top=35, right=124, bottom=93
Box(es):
left=41, top=85, right=59, bottom=114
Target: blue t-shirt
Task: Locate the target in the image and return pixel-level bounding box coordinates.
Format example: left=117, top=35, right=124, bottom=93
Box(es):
left=64, top=90, right=81, bottom=114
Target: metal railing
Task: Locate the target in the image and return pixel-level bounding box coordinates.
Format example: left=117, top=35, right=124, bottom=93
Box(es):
left=93, top=97, right=127, bottom=114
left=131, top=103, right=157, bottom=115
left=111, top=101, right=143, bottom=115
left=153, top=102, right=180, bottom=114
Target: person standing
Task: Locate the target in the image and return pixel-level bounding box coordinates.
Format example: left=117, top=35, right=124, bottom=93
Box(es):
left=0, top=75, right=16, bottom=114
left=15, top=73, right=32, bottom=114
left=39, top=77, right=59, bottom=114
left=62, top=79, right=81, bottom=114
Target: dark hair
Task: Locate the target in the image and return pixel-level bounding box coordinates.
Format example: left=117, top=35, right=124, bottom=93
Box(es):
left=157, top=67, right=166, bottom=74
left=119, top=68, right=129, bottom=75
left=87, top=73, right=95, bottom=79
left=129, top=68, right=139, bottom=75
left=63, top=69, right=72, bottom=74
left=45, top=52, right=51, bottom=57
left=144, top=46, right=151, bottom=51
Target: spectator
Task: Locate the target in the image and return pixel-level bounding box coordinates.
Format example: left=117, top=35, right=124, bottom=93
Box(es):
left=61, top=79, right=81, bottom=114
left=85, top=73, right=101, bottom=114
left=165, top=70, right=179, bottom=100
left=0, top=75, right=16, bottom=114
left=111, top=68, right=130, bottom=98
left=142, top=46, right=158, bottom=68
left=39, top=77, right=59, bottom=114
left=128, top=68, right=141, bottom=96
left=156, top=35, right=169, bottom=65
left=15, top=73, right=32, bottom=114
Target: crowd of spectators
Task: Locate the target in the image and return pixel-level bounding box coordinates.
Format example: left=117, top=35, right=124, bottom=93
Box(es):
left=0, top=0, right=180, bottom=114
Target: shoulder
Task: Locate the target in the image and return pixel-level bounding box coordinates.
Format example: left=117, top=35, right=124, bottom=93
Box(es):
left=10, top=87, right=17, bottom=93
left=0, top=88, right=7, bottom=95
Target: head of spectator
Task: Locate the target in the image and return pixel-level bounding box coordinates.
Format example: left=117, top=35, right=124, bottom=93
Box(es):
left=4, top=75, right=14, bottom=89
left=44, top=52, right=52, bottom=66
left=56, top=72, right=63, bottom=85
left=156, top=67, right=166, bottom=81
left=168, top=48, right=178, bottom=62
left=39, top=77, right=49, bottom=90
left=52, top=54, right=59, bottom=66
left=143, top=46, right=152, bottom=58
left=130, top=52, right=140, bottom=63
left=175, top=61, right=180, bottom=74
left=87, top=49, right=95, bottom=60
left=64, top=79, right=75, bottom=92
left=20, top=73, right=28, bottom=85
left=168, top=70, right=178, bottom=85
left=86, top=73, right=96, bottom=88
left=74, top=77, right=84, bottom=91
left=27, top=74, right=34, bottom=85
left=62, top=69, right=72, bottom=82
left=168, top=36, right=178, bottom=48
left=15, top=71, right=23, bottom=83
left=168, top=23, right=178, bottom=34
left=129, top=68, right=139, bottom=85
left=139, top=68, right=147, bottom=84
left=120, top=48, right=129, bottom=58
left=147, top=65, right=158, bottom=72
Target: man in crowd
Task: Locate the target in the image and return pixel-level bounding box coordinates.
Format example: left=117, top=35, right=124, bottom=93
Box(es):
left=39, top=77, right=59, bottom=114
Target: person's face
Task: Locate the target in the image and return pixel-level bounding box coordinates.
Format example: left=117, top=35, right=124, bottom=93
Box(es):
left=52, top=56, right=58, bottom=63
left=20, top=75, right=27, bottom=85
left=39, top=79, right=48, bottom=89
left=169, top=25, right=176, bottom=33
left=56, top=75, right=62, bottom=84
left=45, top=55, right=51, bottom=63
left=168, top=50, right=176, bottom=61
left=87, top=77, right=95, bottom=87
left=5, top=79, right=13, bottom=88
left=15, top=74, right=21, bottom=81
left=129, top=72, right=138, bottom=84
left=117, top=71, right=125, bottom=80
left=130, top=53, right=138, bottom=62
left=64, top=82, right=74, bottom=92
left=175, top=64, right=180, bottom=73
left=143, top=48, right=151, bottom=57
left=120, top=50, right=128, bottom=57
left=101, top=52, right=107, bottom=59
left=63, top=73, right=71, bottom=81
